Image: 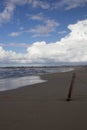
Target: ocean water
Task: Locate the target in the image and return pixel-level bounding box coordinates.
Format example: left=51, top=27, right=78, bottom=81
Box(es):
left=0, top=67, right=74, bottom=91
left=0, top=76, right=46, bottom=91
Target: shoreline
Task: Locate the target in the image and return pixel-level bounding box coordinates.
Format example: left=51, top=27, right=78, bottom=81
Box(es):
left=0, top=66, right=75, bottom=92
left=0, top=67, right=87, bottom=130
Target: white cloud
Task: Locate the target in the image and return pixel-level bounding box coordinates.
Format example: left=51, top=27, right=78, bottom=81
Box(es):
left=29, top=13, right=44, bottom=21
left=19, top=27, right=24, bottom=30
left=53, top=0, right=87, bottom=10
left=0, top=19, right=87, bottom=66
left=0, top=0, right=50, bottom=25
left=9, top=15, right=59, bottom=37
left=8, top=15, right=59, bottom=37
left=28, top=0, right=50, bottom=9
left=0, top=46, right=26, bottom=64
left=0, top=43, right=29, bottom=47
left=58, top=30, right=67, bottom=35
left=62, top=19, right=87, bottom=41
left=0, top=0, right=87, bottom=25
left=9, top=0, right=50, bottom=9
left=29, top=19, right=59, bottom=36
left=29, top=14, right=59, bottom=36
left=0, top=2, right=15, bottom=25
left=9, top=31, right=23, bottom=37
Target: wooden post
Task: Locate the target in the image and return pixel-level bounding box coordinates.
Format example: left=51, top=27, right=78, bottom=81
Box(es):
left=66, top=73, right=76, bottom=101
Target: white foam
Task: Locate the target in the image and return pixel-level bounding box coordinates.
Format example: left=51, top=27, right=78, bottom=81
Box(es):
left=0, top=76, right=46, bottom=91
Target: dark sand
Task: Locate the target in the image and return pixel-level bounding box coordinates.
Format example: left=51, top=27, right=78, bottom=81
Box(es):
left=0, top=67, right=87, bottom=130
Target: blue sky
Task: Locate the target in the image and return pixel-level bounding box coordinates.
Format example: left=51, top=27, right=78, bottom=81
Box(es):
left=0, top=0, right=87, bottom=66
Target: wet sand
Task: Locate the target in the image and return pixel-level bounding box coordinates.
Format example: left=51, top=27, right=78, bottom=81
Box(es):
left=0, top=67, right=87, bottom=130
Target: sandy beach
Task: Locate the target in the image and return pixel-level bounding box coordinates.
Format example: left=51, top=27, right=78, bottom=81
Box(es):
left=0, top=67, right=87, bottom=130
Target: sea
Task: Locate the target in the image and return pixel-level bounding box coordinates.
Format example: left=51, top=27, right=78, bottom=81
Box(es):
left=0, top=67, right=74, bottom=91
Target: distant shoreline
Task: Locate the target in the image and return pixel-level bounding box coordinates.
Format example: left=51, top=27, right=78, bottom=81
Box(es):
left=0, top=66, right=75, bottom=92
left=0, top=65, right=87, bottom=68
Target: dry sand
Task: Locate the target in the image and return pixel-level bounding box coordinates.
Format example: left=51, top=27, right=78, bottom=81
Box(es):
left=0, top=67, right=87, bottom=130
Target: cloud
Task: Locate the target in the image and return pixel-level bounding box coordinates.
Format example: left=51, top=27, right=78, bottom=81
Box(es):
left=63, top=19, right=87, bottom=40
left=29, top=14, right=59, bottom=36
left=0, top=0, right=50, bottom=25
left=9, top=31, right=23, bottom=37
left=9, top=0, right=50, bottom=9
left=19, top=27, right=24, bottom=30
left=0, top=19, right=87, bottom=66
left=0, top=46, right=27, bottom=65
left=0, top=43, right=29, bottom=47
left=53, top=0, right=87, bottom=10
left=29, top=19, right=59, bottom=37
left=9, top=14, right=59, bottom=37
left=58, top=30, right=67, bottom=35
left=0, top=0, right=87, bottom=26
left=0, top=2, right=15, bottom=25
left=29, top=13, right=44, bottom=21
left=28, top=0, right=50, bottom=9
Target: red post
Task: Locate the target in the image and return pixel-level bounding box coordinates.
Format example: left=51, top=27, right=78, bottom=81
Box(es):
left=66, top=73, right=76, bottom=101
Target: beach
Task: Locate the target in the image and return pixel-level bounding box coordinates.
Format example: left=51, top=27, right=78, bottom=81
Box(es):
left=0, top=67, right=87, bottom=130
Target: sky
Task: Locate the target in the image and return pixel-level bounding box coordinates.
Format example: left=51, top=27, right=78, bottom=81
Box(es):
left=0, top=0, right=87, bottom=66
